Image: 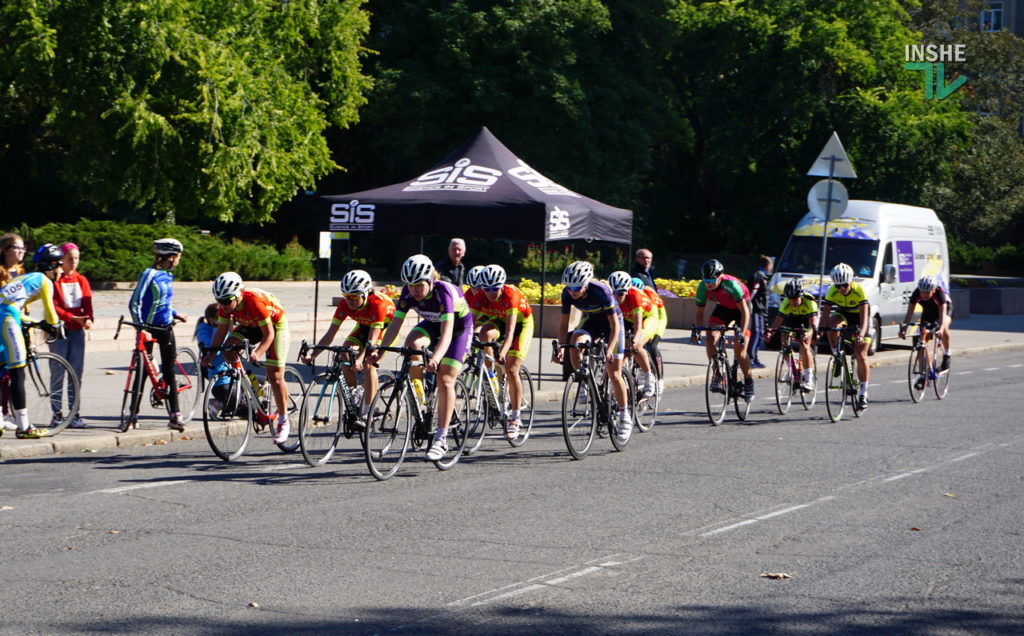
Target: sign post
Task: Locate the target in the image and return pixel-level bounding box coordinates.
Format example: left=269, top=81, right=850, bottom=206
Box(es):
left=806, top=132, right=857, bottom=303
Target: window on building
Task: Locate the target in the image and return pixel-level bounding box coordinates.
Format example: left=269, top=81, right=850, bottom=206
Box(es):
left=981, top=2, right=1004, bottom=32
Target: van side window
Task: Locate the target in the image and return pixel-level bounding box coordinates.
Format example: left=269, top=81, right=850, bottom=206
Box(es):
left=881, top=243, right=893, bottom=284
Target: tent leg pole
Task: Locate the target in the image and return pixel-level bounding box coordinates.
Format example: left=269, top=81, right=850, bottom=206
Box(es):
left=538, top=241, right=547, bottom=390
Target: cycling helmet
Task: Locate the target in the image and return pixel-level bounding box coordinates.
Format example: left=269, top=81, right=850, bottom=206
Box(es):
left=479, top=264, right=506, bottom=289
left=830, top=262, right=854, bottom=285
left=340, top=269, right=373, bottom=296
left=212, top=271, right=244, bottom=301
left=561, top=261, right=594, bottom=288
left=153, top=238, right=183, bottom=256
left=607, top=271, right=632, bottom=294
left=630, top=277, right=646, bottom=291
left=400, top=254, right=434, bottom=285
left=783, top=278, right=804, bottom=299
left=466, top=265, right=485, bottom=289
left=701, top=259, right=724, bottom=280
left=32, top=244, right=63, bottom=272
left=917, top=275, right=938, bottom=292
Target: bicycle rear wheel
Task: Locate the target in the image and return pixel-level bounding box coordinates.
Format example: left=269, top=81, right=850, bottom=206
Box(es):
left=561, top=373, right=596, bottom=460
left=364, top=379, right=412, bottom=480
left=433, top=377, right=470, bottom=470
left=172, top=347, right=201, bottom=424
left=506, top=366, right=534, bottom=447
left=203, top=371, right=252, bottom=461
left=908, top=346, right=926, bottom=403
left=933, top=342, right=950, bottom=399
left=462, top=370, right=488, bottom=457
left=609, top=370, right=635, bottom=451
left=632, top=365, right=659, bottom=433
left=774, top=351, right=794, bottom=415
left=824, top=355, right=846, bottom=422
left=274, top=366, right=305, bottom=453
left=27, top=352, right=80, bottom=435
left=299, top=373, right=344, bottom=466
left=800, top=364, right=818, bottom=409
left=704, top=356, right=729, bottom=425
left=120, top=351, right=145, bottom=432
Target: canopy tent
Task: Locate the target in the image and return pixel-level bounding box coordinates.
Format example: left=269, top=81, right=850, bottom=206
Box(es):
left=317, top=126, right=634, bottom=386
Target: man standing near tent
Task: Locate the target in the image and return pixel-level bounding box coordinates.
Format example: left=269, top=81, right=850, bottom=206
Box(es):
left=434, top=238, right=468, bottom=286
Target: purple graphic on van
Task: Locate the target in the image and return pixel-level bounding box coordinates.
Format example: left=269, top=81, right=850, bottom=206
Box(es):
left=896, top=241, right=915, bottom=283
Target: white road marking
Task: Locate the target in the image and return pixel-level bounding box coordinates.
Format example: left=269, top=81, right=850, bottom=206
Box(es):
left=89, top=480, right=188, bottom=494
left=1009, top=364, right=1023, bottom=368
left=262, top=463, right=307, bottom=472
left=701, top=497, right=836, bottom=537
left=950, top=452, right=978, bottom=462
left=955, top=371, right=973, bottom=375
left=982, top=367, right=999, bottom=372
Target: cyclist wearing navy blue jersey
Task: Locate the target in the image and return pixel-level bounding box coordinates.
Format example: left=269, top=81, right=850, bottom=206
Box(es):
left=551, top=261, right=632, bottom=443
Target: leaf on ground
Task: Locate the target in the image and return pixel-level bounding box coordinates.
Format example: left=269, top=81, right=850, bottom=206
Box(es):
left=760, top=572, right=792, bottom=579
left=178, top=436, right=192, bottom=441
left=0, top=505, right=14, bottom=510
left=944, top=493, right=956, bottom=498
left=248, top=602, right=261, bottom=608
left=104, top=370, right=115, bottom=375
left=108, top=530, right=121, bottom=534
left=82, top=449, right=99, bottom=453
left=154, top=440, right=168, bottom=445
left=911, top=527, right=922, bottom=531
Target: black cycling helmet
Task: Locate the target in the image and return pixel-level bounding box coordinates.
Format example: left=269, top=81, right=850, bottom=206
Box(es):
left=701, top=259, right=724, bottom=280
left=32, top=244, right=63, bottom=272
left=783, top=278, right=804, bottom=299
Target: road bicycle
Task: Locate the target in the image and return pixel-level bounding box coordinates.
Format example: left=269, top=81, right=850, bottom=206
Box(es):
left=623, top=326, right=660, bottom=433
left=462, top=337, right=535, bottom=455
left=553, top=339, right=637, bottom=460
left=296, top=341, right=375, bottom=467
left=820, top=326, right=867, bottom=422
left=901, top=321, right=950, bottom=402
left=362, top=345, right=470, bottom=480
left=692, top=325, right=752, bottom=425
left=199, top=341, right=306, bottom=461
left=0, top=322, right=79, bottom=436
left=114, top=317, right=200, bottom=432
left=773, top=326, right=817, bottom=414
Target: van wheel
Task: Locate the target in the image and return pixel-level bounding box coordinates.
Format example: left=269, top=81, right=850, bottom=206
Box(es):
left=867, top=316, right=881, bottom=356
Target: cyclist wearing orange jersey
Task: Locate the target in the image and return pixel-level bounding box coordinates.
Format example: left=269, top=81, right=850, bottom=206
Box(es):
left=637, top=278, right=666, bottom=396
left=474, top=264, right=534, bottom=439
left=301, top=270, right=394, bottom=421
left=204, top=272, right=293, bottom=444
left=608, top=271, right=656, bottom=398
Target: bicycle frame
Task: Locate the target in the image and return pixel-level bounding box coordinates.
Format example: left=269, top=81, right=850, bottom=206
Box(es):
left=821, top=326, right=863, bottom=421
left=115, top=317, right=196, bottom=406
left=903, top=321, right=948, bottom=401
left=693, top=325, right=750, bottom=424
left=300, top=342, right=363, bottom=428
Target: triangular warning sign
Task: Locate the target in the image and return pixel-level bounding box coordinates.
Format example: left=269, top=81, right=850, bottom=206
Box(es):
left=807, top=132, right=857, bottom=178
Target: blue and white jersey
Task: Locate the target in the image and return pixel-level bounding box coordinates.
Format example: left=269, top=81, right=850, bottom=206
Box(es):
left=129, top=267, right=177, bottom=327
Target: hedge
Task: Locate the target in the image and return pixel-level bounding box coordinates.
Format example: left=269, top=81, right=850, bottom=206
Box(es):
left=8, top=220, right=314, bottom=282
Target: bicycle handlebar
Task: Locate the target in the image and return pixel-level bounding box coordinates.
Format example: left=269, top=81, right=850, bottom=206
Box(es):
left=366, top=344, right=432, bottom=358
left=114, top=315, right=171, bottom=340
left=298, top=340, right=361, bottom=361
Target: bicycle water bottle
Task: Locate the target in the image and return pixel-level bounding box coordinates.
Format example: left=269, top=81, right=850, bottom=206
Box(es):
left=412, top=378, right=426, bottom=407
left=487, top=367, right=500, bottom=397
left=248, top=372, right=261, bottom=397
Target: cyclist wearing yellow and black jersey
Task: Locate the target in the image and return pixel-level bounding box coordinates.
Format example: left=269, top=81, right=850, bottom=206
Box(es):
left=637, top=277, right=666, bottom=396
left=690, top=259, right=755, bottom=402
left=817, top=262, right=871, bottom=410
left=766, top=278, right=818, bottom=392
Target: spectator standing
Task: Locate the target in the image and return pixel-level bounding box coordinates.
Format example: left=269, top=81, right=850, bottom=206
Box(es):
left=631, top=248, right=658, bottom=290
left=746, top=255, right=773, bottom=369
left=0, top=233, right=26, bottom=287
left=433, top=238, right=467, bottom=286
left=50, top=242, right=93, bottom=428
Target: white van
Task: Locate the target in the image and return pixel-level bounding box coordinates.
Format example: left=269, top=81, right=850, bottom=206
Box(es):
left=769, top=200, right=949, bottom=354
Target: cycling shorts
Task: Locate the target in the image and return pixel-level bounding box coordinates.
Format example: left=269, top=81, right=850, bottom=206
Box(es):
left=478, top=316, right=534, bottom=361
left=708, top=305, right=751, bottom=339
left=228, top=319, right=291, bottom=368
left=344, top=323, right=387, bottom=349
left=0, top=306, right=27, bottom=369
left=411, top=313, right=474, bottom=369
left=574, top=314, right=625, bottom=360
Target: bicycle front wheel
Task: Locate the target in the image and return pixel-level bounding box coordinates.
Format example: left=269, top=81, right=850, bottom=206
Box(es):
left=705, top=356, right=729, bottom=425
left=908, top=347, right=926, bottom=403
left=561, top=373, right=596, bottom=460
left=364, top=379, right=412, bottom=481
left=850, top=357, right=864, bottom=418
left=299, top=373, right=344, bottom=467
left=800, top=364, right=818, bottom=409
left=120, top=351, right=144, bottom=432
left=27, top=352, right=81, bottom=435
left=506, top=366, right=535, bottom=447
left=824, top=355, right=846, bottom=422
left=274, top=366, right=305, bottom=453
left=733, top=363, right=752, bottom=422
left=172, top=347, right=201, bottom=424
left=774, top=351, right=794, bottom=415
left=433, top=377, right=470, bottom=470
left=933, top=343, right=950, bottom=399
left=632, top=366, right=659, bottom=433
left=609, top=370, right=635, bottom=451
left=203, top=372, right=252, bottom=461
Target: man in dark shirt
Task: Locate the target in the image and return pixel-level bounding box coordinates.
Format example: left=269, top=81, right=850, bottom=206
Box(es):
left=434, top=238, right=467, bottom=286
left=746, top=255, right=773, bottom=369
left=630, top=248, right=657, bottom=291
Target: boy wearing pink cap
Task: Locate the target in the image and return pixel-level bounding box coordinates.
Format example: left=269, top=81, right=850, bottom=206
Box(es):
left=50, top=242, right=93, bottom=428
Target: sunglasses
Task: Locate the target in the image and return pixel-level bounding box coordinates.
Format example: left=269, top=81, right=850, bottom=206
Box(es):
left=836, top=283, right=850, bottom=289
left=216, top=297, right=236, bottom=305
left=343, top=293, right=366, bottom=301
left=482, top=286, right=502, bottom=293
left=702, top=278, right=718, bottom=286
left=565, top=285, right=585, bottom=292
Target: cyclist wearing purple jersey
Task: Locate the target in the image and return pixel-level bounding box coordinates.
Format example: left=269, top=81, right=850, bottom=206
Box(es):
left=368, top=254, right=473, bottom=461
left=551, top=261, right=632, bottom=443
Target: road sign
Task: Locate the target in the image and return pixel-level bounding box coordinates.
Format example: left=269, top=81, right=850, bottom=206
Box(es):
left=807, top=132, right=857, bottom=179
left=807, top=179, right=849, bottom=220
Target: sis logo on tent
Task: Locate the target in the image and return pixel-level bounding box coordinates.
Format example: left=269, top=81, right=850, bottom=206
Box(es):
left=329, top=200, right=376, bottom=231
left=548, top=206, right=572, bottom=239
left=510, top=161, right=580, bottom=198
left=404, top=158, right=502, bottom=193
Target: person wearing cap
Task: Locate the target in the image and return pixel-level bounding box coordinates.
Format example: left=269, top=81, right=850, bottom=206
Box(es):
left=128, top=238, right=188, bottom=432
left=50, top=242, right=93, bottom=428
left=0, top=244, right=65, bottom=438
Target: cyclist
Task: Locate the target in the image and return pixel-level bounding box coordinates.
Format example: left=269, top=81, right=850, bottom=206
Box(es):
left=766, top=278, right=818, bottom=392
left=690, top=259, right=755, bottom=401
left=300, top=270, right=395, bottom=423
left=899, top=275, right=953, bottom=387
left=128, top=238, right=187, bottom=432
left=635, top=277, right=666, bottom=396
left=608, top=271, right=656, bottom=398
left=0, top=244, right=65, bottom=438
left=464, top=265, right=487, bottom=321
left=204, top=272, right=292, bottom=444
left=551, top=261, right=632, bottom=443
left=473, top=264, right=534, bottom=439
left=367, top=254, right=473, bottom=461
left=817, top=262, right=871, bottom=410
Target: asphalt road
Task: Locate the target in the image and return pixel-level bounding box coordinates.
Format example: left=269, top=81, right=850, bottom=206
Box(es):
left=2, top=350, right=1022, bottom=634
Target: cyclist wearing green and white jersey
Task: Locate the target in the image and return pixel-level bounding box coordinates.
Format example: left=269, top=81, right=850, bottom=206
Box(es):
left=766, top=278, right=818, bottom=392
left=817, top=262, right=871, bottom=410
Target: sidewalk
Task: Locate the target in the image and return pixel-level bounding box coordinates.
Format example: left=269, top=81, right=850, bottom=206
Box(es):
left=3, top=282, right=1022, bottom=461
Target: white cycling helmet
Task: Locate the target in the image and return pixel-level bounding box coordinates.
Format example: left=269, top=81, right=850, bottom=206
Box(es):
left=466, top=265, right=485, bottom=289
left=479, top=264, right=506, bottom=289
left=562, top=261, right=593, bottom=287
left=153, top=238, right=183, bottom=256
left=607, top=270, right=632, bottom=294
left=212, top=271, right=243, bottom=301
left=830, top=262, right=854, bottom=285
left=400, top=254, right=434, bottom=285
left=917, top=275, right=938, bottom=292
left=340, top=269, right=373, bottom=295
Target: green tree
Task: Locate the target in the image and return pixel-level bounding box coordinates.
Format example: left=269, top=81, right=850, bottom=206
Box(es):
left=0, top=0, right=372, bottom=226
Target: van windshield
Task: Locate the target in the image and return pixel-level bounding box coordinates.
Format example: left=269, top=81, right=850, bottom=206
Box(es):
left=777, top=237, right=879, bottom=278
